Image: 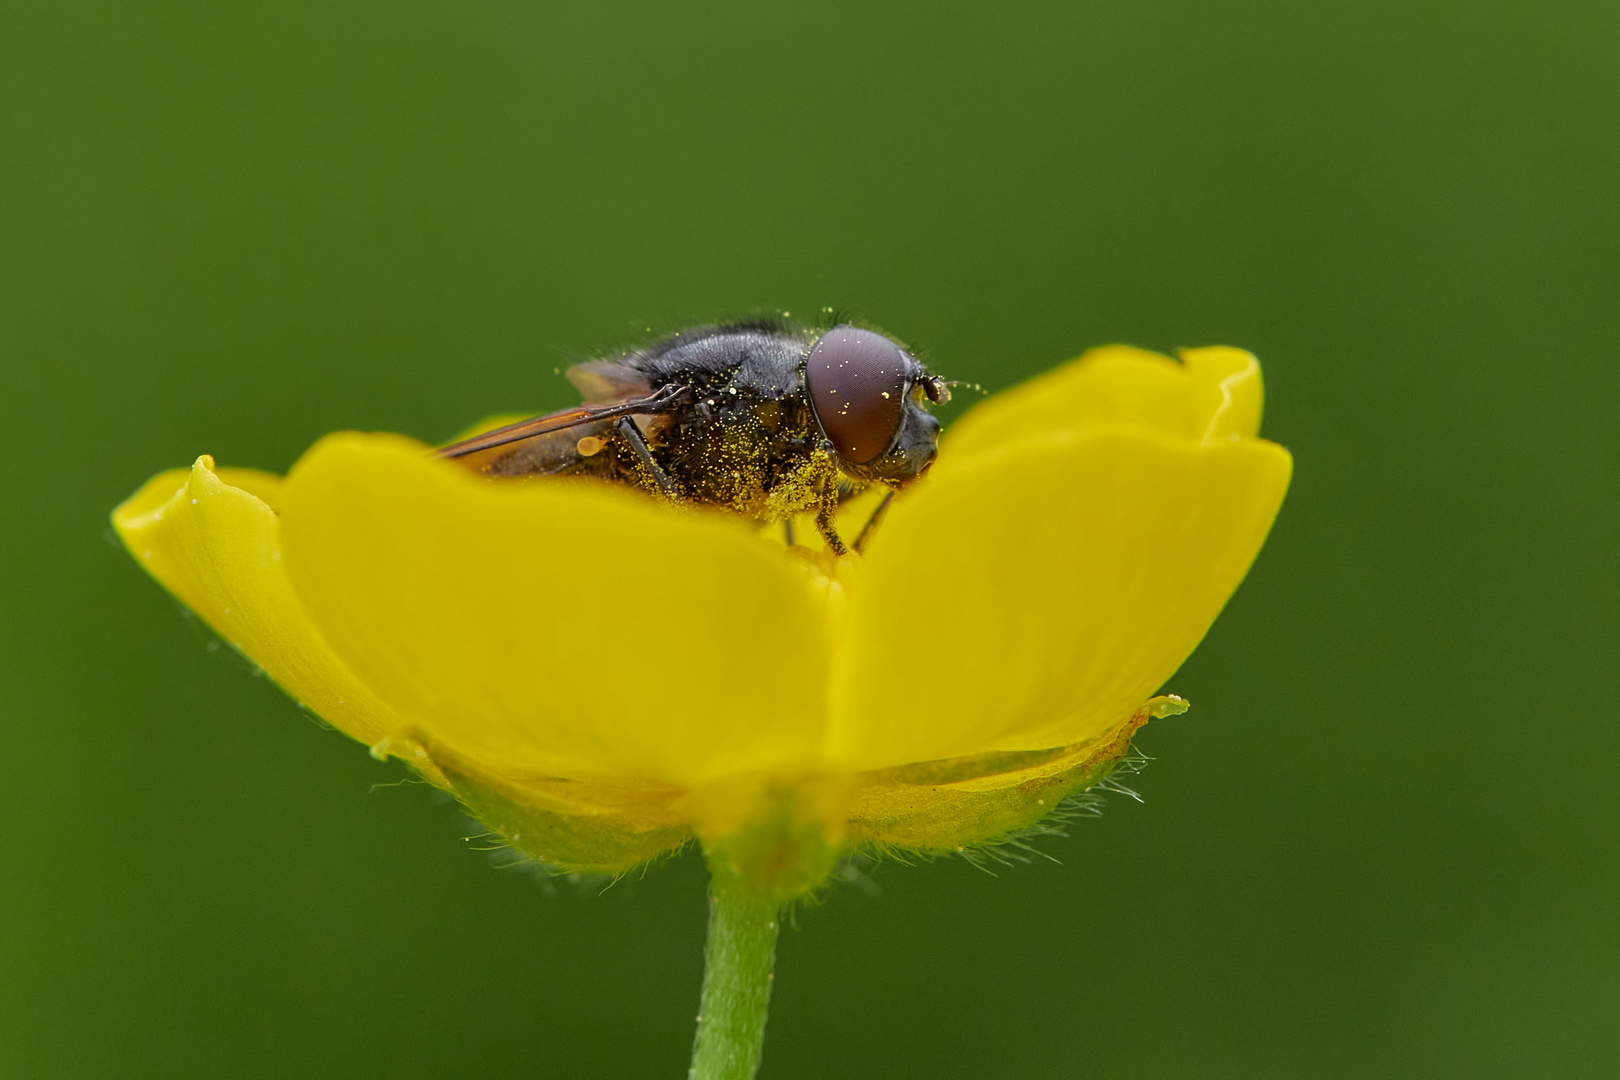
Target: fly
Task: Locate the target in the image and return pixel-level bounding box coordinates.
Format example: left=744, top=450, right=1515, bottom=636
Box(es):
left=438, top=318, right=951, bottom=554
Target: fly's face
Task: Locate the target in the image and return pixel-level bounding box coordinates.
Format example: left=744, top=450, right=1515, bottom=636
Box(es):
left=804, top=325, right=949, bottom=485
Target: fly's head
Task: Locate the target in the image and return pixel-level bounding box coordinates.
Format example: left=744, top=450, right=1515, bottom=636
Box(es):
left=803, top=325, right=949, bottom=486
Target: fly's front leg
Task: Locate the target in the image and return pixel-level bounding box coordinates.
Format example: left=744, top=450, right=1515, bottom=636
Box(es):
left=815, top=476, right=848, bottom=556
left=613, top=416, right=679, bottom=500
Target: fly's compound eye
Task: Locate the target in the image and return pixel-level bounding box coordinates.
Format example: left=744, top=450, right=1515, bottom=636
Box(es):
left=805, top=326, right=909, bottom=464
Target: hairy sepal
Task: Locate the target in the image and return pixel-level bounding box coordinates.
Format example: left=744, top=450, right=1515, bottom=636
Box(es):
left=845, top=698, right=1183, bottom=853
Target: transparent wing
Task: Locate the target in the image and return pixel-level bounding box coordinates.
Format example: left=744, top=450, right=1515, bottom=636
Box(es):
left=436, top=383, right=691, bottom=459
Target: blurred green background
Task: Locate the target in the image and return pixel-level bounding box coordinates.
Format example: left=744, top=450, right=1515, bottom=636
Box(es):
left=2, top=1, right=1616, bottom=1076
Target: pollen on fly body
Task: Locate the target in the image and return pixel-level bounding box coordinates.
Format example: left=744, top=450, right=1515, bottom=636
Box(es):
left=437, top=317, right=951, bottom=555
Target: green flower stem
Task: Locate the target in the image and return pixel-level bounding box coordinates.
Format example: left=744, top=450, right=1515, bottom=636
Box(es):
left=688, top=884, right=780, bottom=1080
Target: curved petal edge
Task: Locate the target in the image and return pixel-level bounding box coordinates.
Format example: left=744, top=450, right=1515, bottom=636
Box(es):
left=111, top=457, right=417, bottom=760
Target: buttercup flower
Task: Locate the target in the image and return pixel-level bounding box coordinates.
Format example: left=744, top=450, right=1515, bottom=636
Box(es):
left=114, top=342, right=1289, bottom=889
left=114, top=342, right=1289, bottom=1077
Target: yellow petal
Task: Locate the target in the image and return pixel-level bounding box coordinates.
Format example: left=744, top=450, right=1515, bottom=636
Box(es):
left=1179, top=346, right=1264, bottom=443
left=940, top=344, right=1264, bottom=460
left=111, top=457, right=407, bottom=751
left=276, top=432, right=830, bottom=788
left=215, top=467, right=286, bottom=509
left=827, top=426, right=1291, bottom=770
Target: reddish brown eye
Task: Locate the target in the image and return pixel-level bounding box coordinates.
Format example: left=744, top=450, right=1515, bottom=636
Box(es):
left=805, top=326, right=908, bottom=464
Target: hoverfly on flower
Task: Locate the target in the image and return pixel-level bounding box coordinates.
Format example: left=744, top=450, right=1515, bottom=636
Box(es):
left=438, top=319, right=952, bottom=553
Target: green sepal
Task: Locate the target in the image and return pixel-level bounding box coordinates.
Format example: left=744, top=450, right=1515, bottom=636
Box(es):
left=846, top=699, right=1178, bottom=854
left=445, top=769, right=692, bottom=875
left=847, top=755, right=1120, bottom=853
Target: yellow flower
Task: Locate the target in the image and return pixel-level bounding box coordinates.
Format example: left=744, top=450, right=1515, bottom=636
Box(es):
left=113, top=344, right=1290, bottom=900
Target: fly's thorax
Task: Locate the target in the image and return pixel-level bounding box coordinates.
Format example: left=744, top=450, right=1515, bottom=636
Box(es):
left=653, top=382, right=822, bottom=517
left=636, top=323, right=813, bottom=397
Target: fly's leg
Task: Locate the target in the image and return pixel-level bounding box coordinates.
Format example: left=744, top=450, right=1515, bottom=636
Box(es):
left=851, top=490, right=895, bottom=554
left=613, top=416, right=679, bottom=500
left=815, top=478, right=848, bottom=556
left=783, top=519, right=796, bottom=546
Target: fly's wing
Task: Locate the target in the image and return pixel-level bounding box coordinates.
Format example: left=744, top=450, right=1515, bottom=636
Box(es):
left=477, top=419, right=617, bottom=478
left=437, top=381, right=690, bottom=460
left=567, top=360, right=652, bottom=403
left=435, top=369, right=693, bottom=486
left=436, top=410, right=594, bottom=476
